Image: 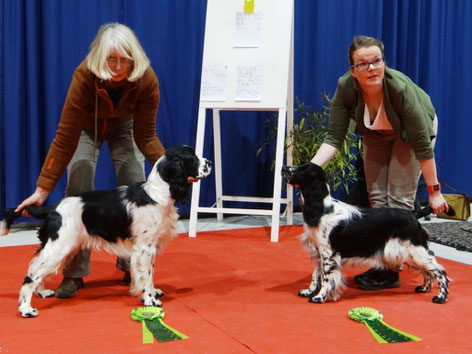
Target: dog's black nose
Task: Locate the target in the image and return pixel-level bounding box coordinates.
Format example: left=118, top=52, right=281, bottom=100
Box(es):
left=202, top=159, right=212, bottom=173
left=281, top=166, right=293, bottom=181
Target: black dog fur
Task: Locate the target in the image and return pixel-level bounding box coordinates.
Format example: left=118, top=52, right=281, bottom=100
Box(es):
left=282, top=162, right=452, bottom=304
left=0, top=145, right=212, bottom=317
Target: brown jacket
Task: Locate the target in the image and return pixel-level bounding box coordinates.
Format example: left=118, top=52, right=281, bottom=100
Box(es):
left=37, top=60, right=165, bottom=191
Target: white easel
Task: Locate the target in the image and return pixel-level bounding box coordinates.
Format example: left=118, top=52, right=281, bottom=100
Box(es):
left=189, top=0, right=294, bottom=242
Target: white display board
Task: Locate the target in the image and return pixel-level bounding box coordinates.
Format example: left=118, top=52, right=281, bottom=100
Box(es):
left=199, top=0, right=293, bottom=109
left=189, top=0, right=294, bottom=242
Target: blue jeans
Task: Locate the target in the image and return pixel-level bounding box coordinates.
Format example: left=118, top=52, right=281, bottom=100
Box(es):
left=63, top=119, right=145, bottom=278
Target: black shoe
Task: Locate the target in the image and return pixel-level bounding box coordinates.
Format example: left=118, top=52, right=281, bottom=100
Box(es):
left=353, top=268, right=380, bottom=283
left=123, top=271, right=131, bottom=285
left=55, top=277, right=84, bottom=298
left=354, top=269, right=400, bottom=290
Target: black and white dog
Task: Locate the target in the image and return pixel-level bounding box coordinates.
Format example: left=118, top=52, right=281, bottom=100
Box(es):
left=0, top=145, right=212, bottom=317
left=281, top=162, right=453, bottom=304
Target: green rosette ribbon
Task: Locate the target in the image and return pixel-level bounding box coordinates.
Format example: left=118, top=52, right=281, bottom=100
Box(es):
left=131, top=307, right=188, bottom=344
left=348, top=307, right=422, bottom=343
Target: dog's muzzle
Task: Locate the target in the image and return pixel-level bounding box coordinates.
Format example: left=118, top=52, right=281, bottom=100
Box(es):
left=201, top=159, right=212, bottom=175
left=189, top=158, right=212, bottom=183
left=281, top=165, right=296, bottom=184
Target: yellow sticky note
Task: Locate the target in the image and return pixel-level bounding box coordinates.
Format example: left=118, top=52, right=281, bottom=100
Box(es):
left=244, top=0, right=254, bottom=13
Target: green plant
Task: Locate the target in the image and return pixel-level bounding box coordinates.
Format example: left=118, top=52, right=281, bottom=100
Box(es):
left=258, top=95, right=361, bottom=194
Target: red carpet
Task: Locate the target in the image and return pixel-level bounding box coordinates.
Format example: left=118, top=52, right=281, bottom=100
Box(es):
left=1, top=225, right=471, bottom=353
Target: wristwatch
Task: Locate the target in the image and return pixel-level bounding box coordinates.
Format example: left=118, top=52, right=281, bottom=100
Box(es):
left=427, top=183, right=441, bottom=194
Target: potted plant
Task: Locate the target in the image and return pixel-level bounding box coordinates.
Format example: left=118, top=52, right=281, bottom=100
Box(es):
left=258, top=95, right=361, bottom=196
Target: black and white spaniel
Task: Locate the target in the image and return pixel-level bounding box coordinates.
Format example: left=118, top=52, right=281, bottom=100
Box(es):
left=281, top=162, right=453, bottom=304
left=0, top=145, right=212, bottom=317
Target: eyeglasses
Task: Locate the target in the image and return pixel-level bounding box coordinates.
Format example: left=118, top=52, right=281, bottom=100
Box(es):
left=351, top=57, right=384, bottom=71
left=107, top=56, right=133, bottom=67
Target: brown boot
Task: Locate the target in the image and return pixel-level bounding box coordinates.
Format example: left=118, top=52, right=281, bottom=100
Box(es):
left=55, top=277, right=84, bottom=298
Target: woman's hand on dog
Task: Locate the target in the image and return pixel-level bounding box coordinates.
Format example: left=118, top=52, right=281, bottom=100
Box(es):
left=16, top=187, right=50, bottom=216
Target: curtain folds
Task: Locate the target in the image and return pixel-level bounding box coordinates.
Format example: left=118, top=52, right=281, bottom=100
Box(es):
left=1, top=0, right=471, bottom=213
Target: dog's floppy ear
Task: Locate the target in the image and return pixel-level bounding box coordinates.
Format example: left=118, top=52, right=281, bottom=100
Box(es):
left=296, top=162, right=330, bottom=227
left=300, top=191, right=326, bottom=227
left=157, top=156, right=191, bottom=203
left=169, top=182, right=190, bottom=204
left=157, top=156, right=186, bottom=182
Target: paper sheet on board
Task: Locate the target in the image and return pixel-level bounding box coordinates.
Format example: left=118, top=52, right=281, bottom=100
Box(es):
left=233, top=12, right=262, bottom=47
left=200, top=64, right=227, bottom=101
left=235, top=64, right=263, bottom=101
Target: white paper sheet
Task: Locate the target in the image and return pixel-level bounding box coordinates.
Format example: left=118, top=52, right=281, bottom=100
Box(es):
left=235, top=64, right=263, bottom=101
left=200, top=64, right=227, bottom=101
left=233, top=12, right=262, bottom=48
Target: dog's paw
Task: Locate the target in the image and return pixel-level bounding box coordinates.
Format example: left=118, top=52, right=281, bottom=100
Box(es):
left=298, top=289, right=314, bottom=298
left=308, top=295, right=326, bottom=304
left=432, top=295, right=447, bottom=304
left=154, top=288, right=164, bottom=298
left=141, top=297, right=162, bottom=307
left=141, top=291, right=163, bottom=307
left=19, top=305, right=38, bottom=318
left=36, top=289, right=55, bottom=298
left=414, top=285, right=430, bottom=293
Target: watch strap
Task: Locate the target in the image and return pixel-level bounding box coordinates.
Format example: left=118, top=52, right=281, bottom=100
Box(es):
left=427, top=183, right=441, bottom=194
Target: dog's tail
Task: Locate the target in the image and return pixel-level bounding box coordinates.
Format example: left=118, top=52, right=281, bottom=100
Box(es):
left=0, top=205, right=55, bottom=236
left=415, top=204, right=456, bottom=219
left=0, top=208, right=20, bottom=236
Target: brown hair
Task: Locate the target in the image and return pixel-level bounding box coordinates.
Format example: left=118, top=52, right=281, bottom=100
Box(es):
left=348, top=35, right=384, bottom=65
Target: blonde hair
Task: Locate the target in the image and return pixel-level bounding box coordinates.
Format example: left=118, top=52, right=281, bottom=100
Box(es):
left=86, top=23, right=150, bottom=81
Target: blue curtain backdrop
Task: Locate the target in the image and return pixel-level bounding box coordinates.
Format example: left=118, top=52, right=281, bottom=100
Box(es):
left=1, top=0, right=471, bottom=215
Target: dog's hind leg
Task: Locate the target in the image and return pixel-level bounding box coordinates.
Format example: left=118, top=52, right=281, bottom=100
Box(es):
left=431, top=268, right=450, bottom=304
left=299, top=247, right=321, bottom=297
left=309, top=251, right=343, bottom=303
left=416, top=266, right=449, bottom=304
left=18, top=237, right=77, bottom=317
left=36, top=282, right=55, bottom=298
left=18, top=275, right=40, bottom=318
left=415, top=271, right=434, bottom=293
left=130, top=244, right=162, bottom=307
left=408, top=247, right=450, bottom=303
left=18, top=278, right=54, bottom=317
left=18, top=254, right=62, bottom=317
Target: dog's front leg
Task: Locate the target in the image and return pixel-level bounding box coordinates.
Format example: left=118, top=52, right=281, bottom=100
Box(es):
left=299, top=245, right=321, bottom=298
left=130, top=246, right=163, bottom=307
left=309, top=251, right=342, bottom=303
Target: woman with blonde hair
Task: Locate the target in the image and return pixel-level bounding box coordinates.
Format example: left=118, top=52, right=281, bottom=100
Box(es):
left=16, top=23, right=165, bottom=298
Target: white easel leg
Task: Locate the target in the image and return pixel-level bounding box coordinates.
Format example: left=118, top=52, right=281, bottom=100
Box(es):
left=270, top=109, right=287, bottom=242
left=285, top=108, right=294, bottom=225
left=212, top=110, right=224, bottom=221
left=189, top=107, right=207, bottom=237
left=285, top=8, right=295, bottom=226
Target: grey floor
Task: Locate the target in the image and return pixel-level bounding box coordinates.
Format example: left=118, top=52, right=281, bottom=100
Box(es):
left=1, top=212, right=472, bottom=265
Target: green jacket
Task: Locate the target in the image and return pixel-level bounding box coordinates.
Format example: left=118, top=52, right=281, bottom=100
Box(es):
left=324, top=67, right=436, bottom=160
